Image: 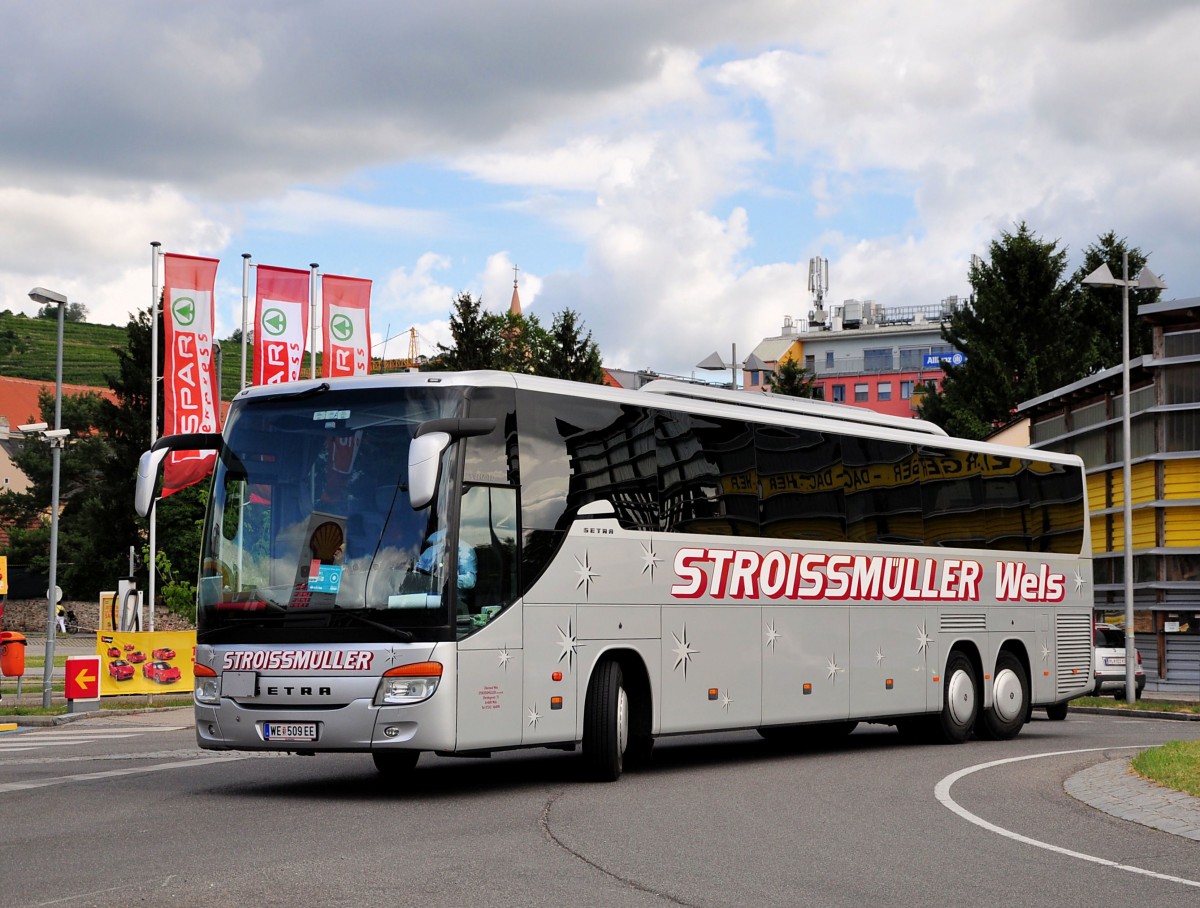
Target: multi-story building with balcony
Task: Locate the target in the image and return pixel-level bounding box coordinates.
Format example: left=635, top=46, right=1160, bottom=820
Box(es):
left=1019, top=295, right=1200, bottom=695
left=746, top=298, right=964, bottom=418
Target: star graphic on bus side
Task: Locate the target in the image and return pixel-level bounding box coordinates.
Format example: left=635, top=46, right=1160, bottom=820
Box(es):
left=557, top=621, right=581, bottom=670
left=875, top=646, right=885, bottom=665
left=672, top=626, right=698, bottom=678
left=720, top=690, right=734, bottom=711
left=1041, top=643, right=1051, bottom=663
left=916, top=623, right=932, bottom=653
left=765, top=621, right=782, bottom=650
left=827, top=655, right=844, bottom=682
left=640, top=542, right=663, bottom=581
left=527, top=705, right=542, bottom=728
left=574, top=553, right=599, bottom=597
left=1073, top=569, right=1087, bottom=592
left=498, top=647, right=513, bottom=671
left=383, top=647, right=402, bottom=666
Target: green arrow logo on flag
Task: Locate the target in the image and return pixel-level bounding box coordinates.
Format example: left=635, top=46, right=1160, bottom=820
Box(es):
left=330, top=313, right=354, bottom=342
left=172, top=296, right=196, bottom=327
left=262, top=308, right=287, bottom=336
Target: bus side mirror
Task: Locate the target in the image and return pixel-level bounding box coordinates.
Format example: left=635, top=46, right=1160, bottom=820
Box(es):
left=134, top=431, right=224, bottom=518
left=409, top=431, right=451, bottom=510
left=135, top=448, right=170, bottom=517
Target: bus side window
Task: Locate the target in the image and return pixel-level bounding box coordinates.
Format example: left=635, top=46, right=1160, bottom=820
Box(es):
left=459, top=484, right=518, bottom=617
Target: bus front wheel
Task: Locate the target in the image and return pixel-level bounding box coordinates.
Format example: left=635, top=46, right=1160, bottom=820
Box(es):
left=583, top=660, right=629, bottom=782
left=936, top=651, right=978, bottom=744
left=977, top=652, right=1028, bottom=740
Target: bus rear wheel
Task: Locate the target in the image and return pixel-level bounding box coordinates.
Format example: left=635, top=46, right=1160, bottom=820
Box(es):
left=977, top=652, right=1028, bottom=741
left=584, top=659, right=629, bottom=782
left=936, top=651, right=978, bottom=744
left=373, top=750, right=420, bottom=775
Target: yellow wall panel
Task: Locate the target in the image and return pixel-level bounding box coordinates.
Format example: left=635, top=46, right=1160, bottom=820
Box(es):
left=1164, top=508, right=1200, bottom=545
left=1163, top=460, right=1200, bottom=499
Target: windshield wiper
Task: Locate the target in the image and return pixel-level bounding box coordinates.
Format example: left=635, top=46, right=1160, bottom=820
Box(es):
left=333, top=606, right=413, bottom=641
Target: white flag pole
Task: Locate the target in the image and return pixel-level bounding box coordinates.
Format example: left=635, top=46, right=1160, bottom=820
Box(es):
left=148, top=241, right=161, bottom=629
left=241, top=253, right=252, bottom=389
left=310, top=262, right=320, bottom=379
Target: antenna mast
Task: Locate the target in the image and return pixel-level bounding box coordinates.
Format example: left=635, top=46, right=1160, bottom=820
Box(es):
left=808, top=257, right=829, bottom=328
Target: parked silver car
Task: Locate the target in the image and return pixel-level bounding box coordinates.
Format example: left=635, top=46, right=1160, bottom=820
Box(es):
left=1092, top=623, right=1145, bottom=700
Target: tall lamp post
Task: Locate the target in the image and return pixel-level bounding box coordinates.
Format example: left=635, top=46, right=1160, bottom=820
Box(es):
left=697, top=345, right=770, bottom=390
left=1082, top=255, right=1166, bottom=705
left=26, top=286, right=70, bottom=709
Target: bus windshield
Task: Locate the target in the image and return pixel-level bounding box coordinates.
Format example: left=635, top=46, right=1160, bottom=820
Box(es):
left=196, top=385, right=463, bottom=644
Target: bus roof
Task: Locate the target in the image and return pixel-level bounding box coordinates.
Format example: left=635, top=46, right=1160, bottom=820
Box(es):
left=229, top=370, right=1082, bottom=469
left=637, top=379, right=949, bottom=437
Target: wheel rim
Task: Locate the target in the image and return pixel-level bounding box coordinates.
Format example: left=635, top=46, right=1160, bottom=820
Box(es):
left=992, top=667, right=1024, bottom=723
left=947, top=668, right=975, bottom=725
left=616, top=686, right=629, bottom=757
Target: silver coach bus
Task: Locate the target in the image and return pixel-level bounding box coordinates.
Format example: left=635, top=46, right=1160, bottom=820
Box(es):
left=137, top=371, right=1093, bottom=781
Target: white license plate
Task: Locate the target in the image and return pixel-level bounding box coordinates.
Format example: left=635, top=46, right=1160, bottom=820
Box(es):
left=262, top=722, right=318, bottom=742
left=1104, top=656, right=1126, bottom=666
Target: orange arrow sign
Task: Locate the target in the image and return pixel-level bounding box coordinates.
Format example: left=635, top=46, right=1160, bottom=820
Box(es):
left=65, top=656, right=101, bottom=700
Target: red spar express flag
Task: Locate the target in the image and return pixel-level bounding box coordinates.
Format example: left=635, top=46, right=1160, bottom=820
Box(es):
left=321, top=274, right=371, bottom=378
left=162, top=253, right=220, bottom=496
left=253, top=265, right=309, bottom=385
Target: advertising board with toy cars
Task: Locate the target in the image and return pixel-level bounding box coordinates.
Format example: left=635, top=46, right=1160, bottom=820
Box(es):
left=96, top=631, right=196, bottom=695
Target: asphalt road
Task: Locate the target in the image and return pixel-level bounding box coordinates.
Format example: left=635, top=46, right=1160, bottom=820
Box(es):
left=1, top=710, right=1198, bottom=908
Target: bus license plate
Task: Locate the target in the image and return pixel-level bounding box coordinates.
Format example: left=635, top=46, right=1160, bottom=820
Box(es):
left=1104, top=656, right=1126, bottom=666
left=262, top=722, right=318, bottom=742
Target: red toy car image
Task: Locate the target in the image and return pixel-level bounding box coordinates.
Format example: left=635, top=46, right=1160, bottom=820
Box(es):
left=151, top=648, right=176, bottom=661
left=143, top=661, right=181, bottom=684
left=106, top=646, right=121, bottom=658
left=108, top=660, right=134, bottom=681
left=127, top=651, right=147, bottom=664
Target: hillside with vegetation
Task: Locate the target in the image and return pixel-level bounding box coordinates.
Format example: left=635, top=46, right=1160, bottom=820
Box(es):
left=0, top=311, right=126, bottom=387
left=0, top=310, right=254, bottom=400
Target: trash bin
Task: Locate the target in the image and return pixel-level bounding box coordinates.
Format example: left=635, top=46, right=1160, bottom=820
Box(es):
left=0, top=631, right=28, bottom=677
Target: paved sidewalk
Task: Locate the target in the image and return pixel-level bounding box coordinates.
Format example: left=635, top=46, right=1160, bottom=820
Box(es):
left=1066, top=756, right=1200, bottom=842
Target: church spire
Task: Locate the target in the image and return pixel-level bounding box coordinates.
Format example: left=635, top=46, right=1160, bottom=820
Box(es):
left=509, top=264, right=522, bottom=316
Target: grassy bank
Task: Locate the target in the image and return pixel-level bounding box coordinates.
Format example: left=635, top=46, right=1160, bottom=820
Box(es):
left=1132, top=741, right=1200, bottom=798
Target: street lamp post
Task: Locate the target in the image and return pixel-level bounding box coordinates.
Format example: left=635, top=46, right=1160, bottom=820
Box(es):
left=697, top=344, right=771, bottom=390
left=1082, top=255, right=1167, bottom=705
left=26, top=286, right=69, bottom=709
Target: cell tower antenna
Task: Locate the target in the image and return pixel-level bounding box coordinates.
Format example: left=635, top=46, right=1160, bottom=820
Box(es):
left=808, top=256, right=829, bottom=327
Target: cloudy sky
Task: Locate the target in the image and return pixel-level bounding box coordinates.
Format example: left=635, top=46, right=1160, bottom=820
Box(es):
left=2, top=0, right=1197, bottom=378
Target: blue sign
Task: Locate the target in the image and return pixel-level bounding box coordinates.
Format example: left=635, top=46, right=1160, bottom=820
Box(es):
left=307, top=563, right=343, bottom=594
left=923, top=352, right=965, bottom=369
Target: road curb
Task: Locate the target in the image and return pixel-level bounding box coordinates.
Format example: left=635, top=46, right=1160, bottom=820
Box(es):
left=1068, top=706, right=1200, bottom=722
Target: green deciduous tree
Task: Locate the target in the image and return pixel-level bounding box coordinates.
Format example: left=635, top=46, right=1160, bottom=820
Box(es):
left=431, top=293, right=605, bottom=383
left=765, top=359, right=821, bottom=398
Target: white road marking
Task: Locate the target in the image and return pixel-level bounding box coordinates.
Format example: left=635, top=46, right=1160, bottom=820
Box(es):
left=0, top=755, right=248, bottom=793
left=0, top=726, right=188, bottom=753
left=935, top=746, right=1200, bottom=890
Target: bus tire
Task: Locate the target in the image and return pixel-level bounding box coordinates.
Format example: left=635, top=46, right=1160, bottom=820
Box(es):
left=936, top=651, right=978, bottom=744
left=1045, top=702, right=1069, bottom=721
left=372, top=750, right=420, bottom=775
left=583, top=660, right=629, bottom=782
left=977, top=651, right=1028, bottom=740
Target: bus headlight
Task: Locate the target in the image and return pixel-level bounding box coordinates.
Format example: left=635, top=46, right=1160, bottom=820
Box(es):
left=374, top=661, right=443, bottom=705
left=194, top=663, right=220, bottom=705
